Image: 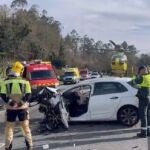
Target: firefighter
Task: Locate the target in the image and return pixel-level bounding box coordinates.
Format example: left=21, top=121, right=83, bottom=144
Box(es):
left=133, top=65, right=150, bottom=138
left=0, top=61, right=33, bottom=150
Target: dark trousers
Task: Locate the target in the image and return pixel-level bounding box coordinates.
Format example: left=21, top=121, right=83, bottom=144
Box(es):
left=139, top=97, right=150, bottom=134
left=6, top=109, right=28, bottom=122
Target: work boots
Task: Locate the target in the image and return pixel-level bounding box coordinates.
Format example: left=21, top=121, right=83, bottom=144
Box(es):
left=147, top=129, right=150, bottom=136
left=137, top=129, right=147, bottom=138
left=5, top=143, right=12, bottom=150
left=25, top=140, right=33, bottom=150
left=137, top=133, right=147, bottom=138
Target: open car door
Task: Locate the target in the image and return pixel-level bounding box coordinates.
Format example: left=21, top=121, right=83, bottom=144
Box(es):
left=62, top=85, right=92, bottom=118
left=59, top=95, right=69, bottom=129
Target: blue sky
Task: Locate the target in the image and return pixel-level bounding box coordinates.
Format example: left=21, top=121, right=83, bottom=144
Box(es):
left=0, top=0, right=150, bottom=53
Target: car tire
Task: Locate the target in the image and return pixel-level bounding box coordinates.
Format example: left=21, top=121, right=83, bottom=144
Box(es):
left=73, top=81, right=77, bottom=84
left=117, top=106, right=139, bottom=126
left=46, top=116, right=58, bottom=131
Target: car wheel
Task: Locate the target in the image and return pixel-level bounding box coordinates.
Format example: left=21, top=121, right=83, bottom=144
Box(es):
left=117, top=106, right=139, bottom=126
left=46, top=115, right=59, bottom=131
left=73, top=81, right=77, bottom=84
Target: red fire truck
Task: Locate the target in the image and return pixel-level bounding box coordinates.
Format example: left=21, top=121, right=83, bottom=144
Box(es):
left=22, top=60, right=59, bottom=90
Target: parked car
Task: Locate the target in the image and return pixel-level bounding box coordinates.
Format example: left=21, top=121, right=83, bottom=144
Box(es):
left=62, top=77, right=139, bottom=126
left=90, top=72, right=101, bottom=78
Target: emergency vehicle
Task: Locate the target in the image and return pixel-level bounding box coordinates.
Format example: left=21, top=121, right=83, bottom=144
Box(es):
left=63, top=67, right=80, bottom=84
left=22, top=60, right=59, bottom=90
left=111, top=52, right=127, bottom=76
left=79, top=68, right=90, bottom=80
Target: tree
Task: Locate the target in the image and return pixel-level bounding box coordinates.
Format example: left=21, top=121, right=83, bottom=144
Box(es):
left=69, top=30, right=80, bottom=55
left=11, top=0, right=28, bottom=8
left=138, top=54, right=150, bottom=66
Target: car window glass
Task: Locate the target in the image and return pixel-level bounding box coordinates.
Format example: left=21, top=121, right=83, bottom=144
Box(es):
left=63, top=85, right=91, bottom=97
left=69, top=87, right=81, bottom=93
left=80, top=85, right=91, bottom=97
left=93, top=82, right=128, bottom=95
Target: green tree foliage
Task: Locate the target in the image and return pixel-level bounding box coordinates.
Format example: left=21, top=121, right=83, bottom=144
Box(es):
left=138, top=54, right=150, bottom=66
left=11, top=0, right=27, bottom=8
left=0, top=0, right=148, bottom=74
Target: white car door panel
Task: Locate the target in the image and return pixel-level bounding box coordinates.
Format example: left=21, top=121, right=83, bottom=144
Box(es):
left=70, top=112, right=90, bottom=121
left=89, top=82, right=129, bottom=120
left=89, top=93, right=120, bottom=119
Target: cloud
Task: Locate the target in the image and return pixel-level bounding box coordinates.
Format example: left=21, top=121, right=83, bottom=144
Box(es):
left=56, top=0, right=150, bottom=52
left=0, top=0, right=12, bottom=6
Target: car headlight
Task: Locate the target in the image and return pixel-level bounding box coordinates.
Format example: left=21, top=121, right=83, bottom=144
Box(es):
left=55, top=82, right=59, bottom=87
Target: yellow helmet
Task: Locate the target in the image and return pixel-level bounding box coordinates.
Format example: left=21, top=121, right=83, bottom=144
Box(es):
left=10, top=61, right=24, bottom=77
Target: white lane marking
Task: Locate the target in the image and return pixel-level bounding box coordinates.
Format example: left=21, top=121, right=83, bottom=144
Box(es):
left=43, top=144, right=49, bottom=149
left=0, top=143, right=5, bottom=148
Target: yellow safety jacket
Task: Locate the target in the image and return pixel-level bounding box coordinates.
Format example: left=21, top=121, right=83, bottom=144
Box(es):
left=0, top=77, right=31, bottom=109
left=140, top=74, right=150, bottom=88
left=137, top=74, right=150, bottom=98
left=131, top=75, right=141, bottom=88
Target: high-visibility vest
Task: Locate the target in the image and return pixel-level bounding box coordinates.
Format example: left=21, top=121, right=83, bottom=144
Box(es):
left=0, top=77, right=31, bottom=109
left=131, top=75, right=141, bottom=88
left=140, top=74, right=150, bottom=88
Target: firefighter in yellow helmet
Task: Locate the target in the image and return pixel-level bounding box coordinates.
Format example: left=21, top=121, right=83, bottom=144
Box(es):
left=0, top=61, right=33, bottom=150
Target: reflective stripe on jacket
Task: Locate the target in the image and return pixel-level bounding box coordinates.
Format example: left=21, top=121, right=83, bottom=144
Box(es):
left=0, top=77, right=31, bottom=109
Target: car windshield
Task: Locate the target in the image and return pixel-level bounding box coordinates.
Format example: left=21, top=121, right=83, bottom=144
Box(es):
left=30, top=70, right=56, bottom=80
left=80, top=70, right=88, bottom=74
left=92, top=72, right=98, bottom=75
left=65, top=72, right=76, bottom=76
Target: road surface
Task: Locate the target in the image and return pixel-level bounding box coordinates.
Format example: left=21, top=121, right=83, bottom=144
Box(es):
left=0, top=105, right=149, bottom=150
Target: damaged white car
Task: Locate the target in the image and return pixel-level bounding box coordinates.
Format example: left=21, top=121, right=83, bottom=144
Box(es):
left=61, top=77, right=139, bottom=126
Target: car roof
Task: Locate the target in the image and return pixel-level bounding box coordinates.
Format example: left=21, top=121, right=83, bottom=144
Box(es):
left=59, top=77, right=132, bottom=92
left=78, top=77, right=132, bottom=85
left=91, top=72, right=99, bottom=74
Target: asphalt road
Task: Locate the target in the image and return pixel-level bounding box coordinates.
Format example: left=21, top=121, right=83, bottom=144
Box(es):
left=0, top=105, right=149, bottom=150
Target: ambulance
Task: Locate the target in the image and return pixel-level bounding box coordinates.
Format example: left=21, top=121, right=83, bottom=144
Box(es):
left=63, top=67, right=80, bottom=84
